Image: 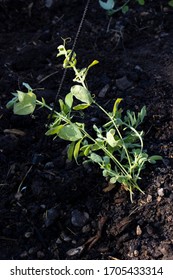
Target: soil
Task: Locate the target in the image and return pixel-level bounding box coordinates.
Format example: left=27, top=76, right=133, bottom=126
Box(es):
left=0, top=0, right=173, bottom=260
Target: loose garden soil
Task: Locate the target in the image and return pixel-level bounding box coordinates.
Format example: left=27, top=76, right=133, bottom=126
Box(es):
left=0, top=0, right=173, bottom=260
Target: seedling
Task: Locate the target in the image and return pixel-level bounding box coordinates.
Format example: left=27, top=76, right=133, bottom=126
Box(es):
left=99, top=0, right=145, bottom=14
left=6, top=40, right=162, bottom=201
left=99, top=0, right=173, bottom=14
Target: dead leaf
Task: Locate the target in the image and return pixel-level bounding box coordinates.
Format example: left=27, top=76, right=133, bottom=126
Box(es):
left=103, top=183, right=115, bottom=192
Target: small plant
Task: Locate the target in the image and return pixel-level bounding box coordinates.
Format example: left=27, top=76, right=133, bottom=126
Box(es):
left=99, top=0, right=173, bottom=14
left=99, top=0, right=145, bottom=14
left=6, top=40, right=162, bottom=201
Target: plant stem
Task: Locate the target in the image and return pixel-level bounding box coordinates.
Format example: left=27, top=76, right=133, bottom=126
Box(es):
left=94, top=100, right=132, bottom=172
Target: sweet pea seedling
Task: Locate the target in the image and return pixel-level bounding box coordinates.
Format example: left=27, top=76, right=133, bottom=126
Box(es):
left=7, top=40, right=162, bottom=201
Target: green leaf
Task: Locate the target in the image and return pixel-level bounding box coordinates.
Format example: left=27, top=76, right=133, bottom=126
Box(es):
left=138, top=106, right=147, bottom=124
left=148, top=155, right=163, bottom=164
left=65, top=92, right=73, bottom=109
left=6, top=96, right=18, bottom=109
left=59, top=100, right=70, bottom=114
left=58, top=123, right=83, bottom=141
left=89, top=152, right=102, bottom=163
left=17, top=91, right=25, bottom=102
left=22, top=82, right=32, bottom=91
left=84, top=145, right=91, bottom=156
left=71, top=85, right=93, bottom=105
left=80, top=144, right=92, bottom=156
left=106, top=129, right=118, bottom=147
left=136, top=0, right=145, bottom=5
left=59, top=99, right=65, bottom=112
left=93, top=124, right=102, bottom=134
left=57, top=45, right=66, bottom=56
left=74, top=139, right=82, bottom=163
left=122, top=5, right=129, bottom=13
left=41, top=97, right=46, bottom=107
left=73, top=104, right=90, bottom=110
left=99, top=0, right=115, bottom=10
left=110, top=176, right=117, bottom=184
left=67, top=141, right=76, bottom=160
left=13, top=91, right=36, bottom=115
left=45, top=124, right=64, bottom=136
left=113, top=98, right=122, bottom=117
left=87, top=60, right=99, bottom=69
left=168, top=0, right=173, bottom=7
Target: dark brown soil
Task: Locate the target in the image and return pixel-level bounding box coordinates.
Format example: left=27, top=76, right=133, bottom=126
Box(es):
left=0, top=0, right=173, bottom=260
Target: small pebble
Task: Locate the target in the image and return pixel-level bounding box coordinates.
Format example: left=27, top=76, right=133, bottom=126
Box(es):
left=146, top=194, right=152, bottom=203
left=24, top=232, right=32, bottom=238
left=135, top=65, right=143, bottom=72
left=134, top=250, right=139, bottom=257
left=66, top=246, right=84, bottom=257
left=157, top=188, right=164, bottom=197
left=71, top=210, right=89, bottom=227
left=60, top=232, right=71, bottom=242
left=136, top=225, right=142, bottom=236
left=116, top=76, right=133, bottom=91
left=157, top=196, right=162, bottom=202
left=98, top=84, right=110, bottom=98
left=56, top=238, right=62, bottom=244
left=44, top=161, right=54, bottom=169
left=44, top=208, right=59, bottom=227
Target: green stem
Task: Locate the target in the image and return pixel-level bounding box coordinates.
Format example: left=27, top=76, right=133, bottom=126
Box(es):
left=94, top=100, right=132, bottom=172
left=36, top=100, right=71, bottom=125
left=36, top=99, right=131, bottom=180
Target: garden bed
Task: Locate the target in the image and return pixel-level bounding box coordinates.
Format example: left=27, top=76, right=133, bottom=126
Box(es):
left=0, top=0, right=173, bottom=260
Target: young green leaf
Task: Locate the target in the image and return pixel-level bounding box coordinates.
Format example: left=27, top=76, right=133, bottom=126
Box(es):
left=74, top=139, right=83, bottom=163
left=17, top=91, right=25, bottom=102
left=22, top=82, right=33, bottom=91
left=6, top=96, right=18, bottom=109
left=112, top=98, right=122, bottom=117
left=58, top=123, right=83, bottom=141
left=57, top=45, right=66, bottom=56
left=73, top=104, right=90, bottom=110
left=87, top=60, right=99, bottom=70
left=99, top=0, right=115, bottom=10
left=137, top=106, right=147, bottom=124
left=59, top=99, right=65, bottom=112
left=45, top=124, right=65, bottom=136
left=67, top=141, right=76, bottom=160
left=148, top=155, right=163, bottom=164
left=89, top=152, right=103, bottom=163
left=110, top=176, right=117, bottom=184
left=65, top=92, right=73, bottom=109
left=106, top=129, right=118, bottom=147
left=13, top=91, right=36, bottom=115
left=71, top=85, right=93, bottom=105
left=136, top=0, right=145, bottom=5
